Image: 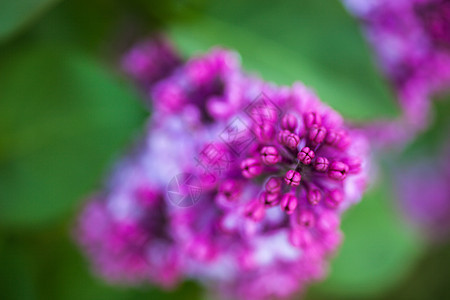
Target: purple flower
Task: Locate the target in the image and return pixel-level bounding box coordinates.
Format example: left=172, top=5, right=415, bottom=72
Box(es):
left=344, top=0, right=450, bottom=147
left=395, top=146, right=450, bottom=241
left=77, top=162, right=182, bottom=287
left=122, top=36, right=181, bottom=88
left=78, top=40, right=371, bottom=300
left=160, top=81, right=368, bottom=298
left=150, top=48, right=252, bottom=121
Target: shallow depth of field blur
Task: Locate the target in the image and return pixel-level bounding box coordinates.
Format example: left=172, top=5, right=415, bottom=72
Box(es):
left=1, top=0, right=449, bottom=299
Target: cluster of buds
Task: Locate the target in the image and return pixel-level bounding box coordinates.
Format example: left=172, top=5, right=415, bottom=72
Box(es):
left=78, top=37, right=370, bottom=300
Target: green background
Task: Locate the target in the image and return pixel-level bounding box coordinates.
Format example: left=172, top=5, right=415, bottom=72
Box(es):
left=1, top=0, right=449, bottom=299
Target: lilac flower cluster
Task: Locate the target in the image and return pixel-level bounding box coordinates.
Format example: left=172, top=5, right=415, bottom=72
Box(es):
left=396, top=146, right=450, bottom=241
left=77, top=38, right=370, bottom=299
left=343, top=0, right=450, bottom=146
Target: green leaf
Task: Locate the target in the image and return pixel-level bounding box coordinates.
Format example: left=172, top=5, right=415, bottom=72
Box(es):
left=308, top=178, right=424, bottom=298
left=0, top=43, right=146, bottom=228
left=169, top=0, right=400, bottom=121
left=0, top=0, right=60, bottom=43
left=397, top=95, right=450, bottom=162
left=0, top=240, right=38, bottom=300
left=28, top=229, right=202, bottom=300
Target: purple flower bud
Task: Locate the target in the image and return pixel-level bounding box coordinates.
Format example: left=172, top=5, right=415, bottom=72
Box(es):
left=277, top=129, right=291, bottom=145
left=307, top=188, right=322, bottom=205
left=255, top=123, right=276, bottom=142
left=297, top=210, right=315, bottom=228
left=244, top=200, right=265, bottom=221
left=281, top=193, right=298, bottom=215
left=122, top=37, right=181, bottom=86
left=219, top=180, right=240, bottom=201
left=285, top=133, right=300, bottom=150
left=303, top=111, right=322, bottom=128
left=325, top=130, right=348, bottom=148
left=281, top=113, right=298, bottom=131
left=325, top=189, right=344, bottom=208
left=328, top=161, right=349, bottom=180
left=260, top=146, right=280, bottom=165
left=241, top=158, right=263, bottom=178
left=314, top=156, right=329, bottom=172
left=308, top=125, right=327, bottom=144
left=325, top=130, right=338, bottom=145
left=345, top=157, right=362, bottom=174
left=259, top=191, right=280, bottom=206
left=265, top=177, right=282, bottom=194
left=298, top=147, right=315, bottom=165
left=284, top=170, right=301, bottom=187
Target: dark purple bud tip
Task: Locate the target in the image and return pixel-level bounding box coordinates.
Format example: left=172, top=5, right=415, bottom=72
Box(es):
left=325, top=189, right=344, bottom=208
left=260, top=146, right=280, bottom=165
left=265, top=177, right=282, bottom=194
left=297, top=210, right=315, bottom=228
left=281, top=193, right=298, bottom=215
left=285, top=133, right=300, bottom=150
left=244, top=200, right=266, bottom=221
left=328, top=161, right=349, bottom=180
left=284, top=170, right=301, bottom=187
left=255, top=123, right=276, bottom=142
left=281, top=113, right=298, bottom=131
left=314, top=156, right=329, bottom=172
left=303, top=111, right=322, bottom=128
left=298, top=147, right=315, bottom=165
left=241, top=158, right=263, bottom=178
left=308, top=125, right=327, bottom=144
left=277, top=130, right=291, bottom=145
left=307, top=188, right=322, bottom=205
left=259, top=191, right=280, bottom=206
left=219, top=180, right=240, bottom=201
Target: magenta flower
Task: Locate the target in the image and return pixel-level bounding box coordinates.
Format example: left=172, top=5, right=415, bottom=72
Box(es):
left=395, top=146, right=450, bottom=241
left=77, top=162, right=182, bottom=287
left=344, top=0, right=450, bottom=147
left=122, top=36, right=181, bottom=88
left=77, top=39, right=371, bottom=300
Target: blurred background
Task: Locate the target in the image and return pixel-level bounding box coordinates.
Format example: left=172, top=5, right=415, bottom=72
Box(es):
left=1, top=0, right=449, bottom=299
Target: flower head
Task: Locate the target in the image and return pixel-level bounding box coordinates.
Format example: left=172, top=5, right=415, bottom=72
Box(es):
left=77, top=160, right=182, bottom=287
left=344, top=0, right=450, bottom=147
left=78, top=40, right=370, bottom=300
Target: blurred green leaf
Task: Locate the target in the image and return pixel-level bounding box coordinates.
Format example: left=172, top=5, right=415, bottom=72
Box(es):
left=0, top=43, right=146, bottom=228
left=169, top=0, right=400, bottom=121
left=309, top=178, right=424, bottom=298
left=0, top=239, right=38, bottom=300
left=397, top=95, right=450, bottom=162
left=0, top=0, right=60, bottom=43
left=24, top=228, right=202, bottom=300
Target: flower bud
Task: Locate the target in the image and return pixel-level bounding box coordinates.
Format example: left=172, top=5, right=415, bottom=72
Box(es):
left=241, top=158, right=263, bottom=178
left=284, top=170, right=301, bottom=187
